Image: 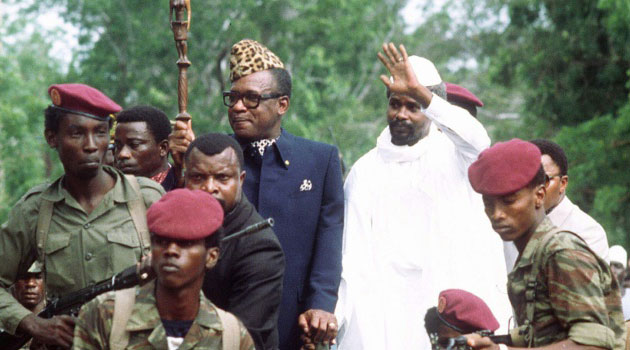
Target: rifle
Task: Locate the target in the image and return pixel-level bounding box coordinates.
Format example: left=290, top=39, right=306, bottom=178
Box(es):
left=0, top=264, right=149, bottom=350
left=0, top=218, right=273, bottom=350
left=221, top=218, right=274, bottom=244
left=433, top=330, right=513, bottom=350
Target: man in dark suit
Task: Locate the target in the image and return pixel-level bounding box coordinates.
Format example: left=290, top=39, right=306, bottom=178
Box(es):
left=184, top=133, right=285, bottom=350
left=225, top=39, right=344, bottom=350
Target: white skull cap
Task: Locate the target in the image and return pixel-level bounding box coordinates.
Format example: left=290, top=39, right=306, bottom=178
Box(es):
left=610, top=245, right=627, bottom=268
left=409, top=56, right=442, bottom=86
left=389, top=55, right=442, bottom=87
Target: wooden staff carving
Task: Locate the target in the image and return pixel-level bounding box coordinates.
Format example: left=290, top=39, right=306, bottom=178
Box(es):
left=170, top=0, right=192, bottom=122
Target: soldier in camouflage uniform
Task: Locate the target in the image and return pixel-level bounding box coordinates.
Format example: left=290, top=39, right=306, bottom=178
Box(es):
left=73, top=189, right=254, bottom=350
left=0, top=84, right=165, bottom=348
left=465, top=139, right=625, bottom=350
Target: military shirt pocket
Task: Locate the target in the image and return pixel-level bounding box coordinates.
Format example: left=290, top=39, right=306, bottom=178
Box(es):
left=107, top=229, right=142, bottom=273
left=44, top=231, right=74, bottom=289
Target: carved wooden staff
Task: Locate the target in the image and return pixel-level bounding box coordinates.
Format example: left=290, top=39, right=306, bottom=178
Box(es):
left=170, top=0, right=192, bottom=123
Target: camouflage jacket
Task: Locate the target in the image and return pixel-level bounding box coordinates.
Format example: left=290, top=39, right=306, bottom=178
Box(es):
left=508, top=217, right=625, bottom=349
left=73, top=281, right=255, bottom=350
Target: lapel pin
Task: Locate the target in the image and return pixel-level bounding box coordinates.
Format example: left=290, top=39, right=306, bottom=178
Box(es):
left=300, top=179, right=312, bottom=191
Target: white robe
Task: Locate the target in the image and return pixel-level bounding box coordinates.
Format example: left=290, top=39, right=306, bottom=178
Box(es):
left=336, top=96, right=512, bottom=350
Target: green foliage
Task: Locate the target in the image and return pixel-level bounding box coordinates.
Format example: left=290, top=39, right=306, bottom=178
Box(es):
left=0, top=25, right=65, bottom=219
left=27, top=0, right=407, bottom=169
left=4, top=0, right=630, bottom=249
left=483, top=0, right=630, bottom=130
left=555, top=105, right=630, bottom=247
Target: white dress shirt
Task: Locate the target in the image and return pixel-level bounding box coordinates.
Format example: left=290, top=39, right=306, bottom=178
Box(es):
left=504, top=196, right=610, bottom=272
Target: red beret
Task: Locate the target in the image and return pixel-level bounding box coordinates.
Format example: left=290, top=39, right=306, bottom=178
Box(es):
left=437, top=289, right=499, bottom=333
left=48, top=83, right=121, bottom=121
left=446, top=82, right=484, bottom=107
left=147, top=189, right=224, bottom=240
left=468, top=139, right=542, bottom=196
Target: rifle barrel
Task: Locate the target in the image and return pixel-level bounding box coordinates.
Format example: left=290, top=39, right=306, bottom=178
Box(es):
left=221, top=218, right=274, bottom=243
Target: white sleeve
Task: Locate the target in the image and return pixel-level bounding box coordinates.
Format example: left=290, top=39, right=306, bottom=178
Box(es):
left=423, top=95, right=491, bottom=164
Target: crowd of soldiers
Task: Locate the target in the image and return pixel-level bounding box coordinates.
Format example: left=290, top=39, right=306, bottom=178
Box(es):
left=0, top=38, right=627, bottom=350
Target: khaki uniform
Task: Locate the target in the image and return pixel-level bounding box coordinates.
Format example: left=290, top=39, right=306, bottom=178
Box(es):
left=0, top=166, right=164, bottom=334
left=73, top=281, right=255, bottom=350
left=508, top=217, right=625, bottom=349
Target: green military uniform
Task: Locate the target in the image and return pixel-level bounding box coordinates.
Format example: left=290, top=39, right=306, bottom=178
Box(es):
left=73, top=281, right=255, bottom=350
left=508, top=217, right=625, bottom=349
left=0, top=166, right=164, bottom=334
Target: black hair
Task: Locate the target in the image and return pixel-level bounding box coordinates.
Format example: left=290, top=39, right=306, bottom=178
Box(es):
left=529, top=139, right=568, bottom=175
left=44, top=105, right=64, bottom=132
left=185, top=133, right=245, bottom=171
left=269, top=68, right=292, bottom=98
left=386, top=82, right=447, bottom=100
left=45, top=105, right=114, bottom=133
left=527, top=165, right=547, bottom=189
left=205, top=227, right=225, bottom=249
left=424, top=307, right=441, bottom=335
left=429, top=82, right=447, bottom=100
left=116, top=106, right=172, bottom=143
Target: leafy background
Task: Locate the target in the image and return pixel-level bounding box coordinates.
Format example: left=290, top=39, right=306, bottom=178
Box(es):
left=1, top=0, right=629, bottom=247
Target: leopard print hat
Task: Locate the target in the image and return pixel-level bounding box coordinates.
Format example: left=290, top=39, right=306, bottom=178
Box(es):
left=229, top=39, right=284, bottom=82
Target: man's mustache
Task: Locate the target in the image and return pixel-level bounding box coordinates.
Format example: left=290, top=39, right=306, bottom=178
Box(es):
left=389, top=119, right=412, bottom=128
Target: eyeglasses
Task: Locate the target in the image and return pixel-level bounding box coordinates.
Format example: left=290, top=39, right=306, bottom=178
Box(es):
left=547, top=174, right=562, bottom=182
left=222, top=91, right=284, bottom=109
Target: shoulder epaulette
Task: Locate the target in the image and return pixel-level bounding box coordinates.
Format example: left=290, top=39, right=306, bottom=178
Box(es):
left=135, top=176, right=163, bottom=190
left=20, top=183, right=51, bottom=202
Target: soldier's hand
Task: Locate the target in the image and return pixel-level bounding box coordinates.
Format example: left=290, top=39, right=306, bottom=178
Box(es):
left=137, top=253, right=156, bottom=284
left=298, top=309, right=338, bottom=345
left=19, top=314, right=75, bottom=348
left=465, top=333, right=499, bottom=350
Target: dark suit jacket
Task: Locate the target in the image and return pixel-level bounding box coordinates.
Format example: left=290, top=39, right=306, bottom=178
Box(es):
left=239, top=129, right=344, bottom=350
left=203, top=196, right=285, bottom=350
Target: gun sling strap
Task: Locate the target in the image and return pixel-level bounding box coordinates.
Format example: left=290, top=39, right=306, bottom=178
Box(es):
left=35, top=174, right=151, bottom=271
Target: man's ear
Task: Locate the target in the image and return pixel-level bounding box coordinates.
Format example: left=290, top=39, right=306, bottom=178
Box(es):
left=239, top=170, right=246, bottom=183
left=559, top=175, right=569, bottom=195
left=44, top=129, right=58, bottom=149
left=205, top=247, right=220, bottom=270
left=535, top=184, right=546, bottom=209
left=277, top=96, right=290, bottom=116
left=158, top=139, right=170, bottom=158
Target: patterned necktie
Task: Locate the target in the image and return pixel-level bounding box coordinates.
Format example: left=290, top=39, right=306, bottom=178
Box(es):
left=250, top=137, right=278, bottom=156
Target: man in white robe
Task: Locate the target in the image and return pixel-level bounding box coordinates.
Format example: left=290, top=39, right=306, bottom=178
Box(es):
left=335, top=43, right=512, bottom=350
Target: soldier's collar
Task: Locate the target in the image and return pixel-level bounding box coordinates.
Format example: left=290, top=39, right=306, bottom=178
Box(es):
left=513, top=217, right=555, bottom=268
left=39, top=177, right=65, bottom=202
